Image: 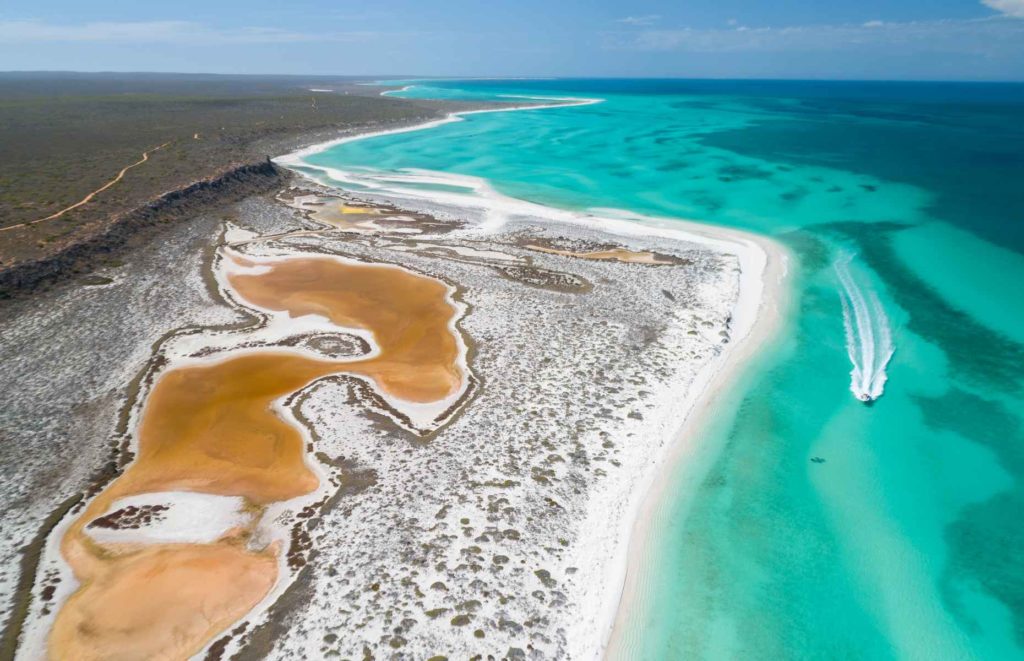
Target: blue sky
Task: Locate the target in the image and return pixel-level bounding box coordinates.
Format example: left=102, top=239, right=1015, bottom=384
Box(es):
left=2, top=1, right=1023, bottom=80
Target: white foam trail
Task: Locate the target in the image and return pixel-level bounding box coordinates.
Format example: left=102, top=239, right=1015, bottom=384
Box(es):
left=834, top=252, right=894, bottom=401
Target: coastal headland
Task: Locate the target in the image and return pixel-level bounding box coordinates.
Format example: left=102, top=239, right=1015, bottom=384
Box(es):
left=0, top=72, right=506, bottom=297
left=0, top=86, right=783, bottom=659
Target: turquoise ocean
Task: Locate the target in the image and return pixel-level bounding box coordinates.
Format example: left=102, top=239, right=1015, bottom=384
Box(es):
left=295, top=79, right=1024, bottom=659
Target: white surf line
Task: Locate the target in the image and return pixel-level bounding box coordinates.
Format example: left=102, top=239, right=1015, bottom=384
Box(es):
left=379, top=85, right=412, bottom=96
left=834, top=252, right=894, bottom=402
left=361, top=77, right=557, bottom=89
left=274, top=92, right=602, bottom=168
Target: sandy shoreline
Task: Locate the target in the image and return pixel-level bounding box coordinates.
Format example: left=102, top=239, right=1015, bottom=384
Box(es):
left=276, top=90, right=791, bottom=658
left=274, top=95, right=602, bottom=169
left=603, top=228, right=790, bottom=658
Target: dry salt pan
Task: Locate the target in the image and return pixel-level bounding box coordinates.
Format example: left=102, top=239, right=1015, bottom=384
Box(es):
left=83, top=492, right=253, bottom=545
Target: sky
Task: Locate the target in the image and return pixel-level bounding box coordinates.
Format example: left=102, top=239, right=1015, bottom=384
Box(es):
left=2, top=0, right=1024, bottom=80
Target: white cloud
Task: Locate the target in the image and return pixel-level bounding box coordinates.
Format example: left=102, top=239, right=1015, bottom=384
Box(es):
left=982, top=0, right=1024, bottom=18
left=0, top=20, right=378, bottom=44
left=617, top=15, right=661, bottom=27
left=603, top=16, right=1024, bottom=54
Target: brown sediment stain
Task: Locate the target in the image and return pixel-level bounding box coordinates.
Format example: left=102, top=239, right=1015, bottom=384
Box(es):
left=280, top=191, right=461, bottom=235
left=292, top=196, right=386, bottom=232
left=524, top=243, right=679, bottom=265
left=48, top=252, right=465, bottom=660
left=315, top=206, right=380, bottom=232
left=339, top=204, right=380, bottom=215
left=51, top=542, right=277, bottom=661
left=228, top=255, right=462, bottom=403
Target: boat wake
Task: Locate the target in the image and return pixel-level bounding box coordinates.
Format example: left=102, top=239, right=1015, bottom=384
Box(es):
left=834, top=252, right=894, bottom=403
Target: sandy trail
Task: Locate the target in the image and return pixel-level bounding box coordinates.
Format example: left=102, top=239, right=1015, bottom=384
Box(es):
left=1, top=142, right=170, bottom=234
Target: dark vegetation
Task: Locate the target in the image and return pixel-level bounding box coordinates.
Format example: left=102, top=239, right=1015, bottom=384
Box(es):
left=0, top=72, right=446, bottom=275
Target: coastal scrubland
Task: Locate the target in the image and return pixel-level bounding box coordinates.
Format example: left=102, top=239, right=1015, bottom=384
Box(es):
left=0, top=73, right=447, bottom=284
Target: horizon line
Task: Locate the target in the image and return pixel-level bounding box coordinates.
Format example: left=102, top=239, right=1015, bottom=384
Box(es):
left=3, top=70, right=1024, bottom=84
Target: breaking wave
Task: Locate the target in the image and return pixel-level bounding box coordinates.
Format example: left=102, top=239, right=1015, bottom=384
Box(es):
left=835, top=252, right=894, bottom=402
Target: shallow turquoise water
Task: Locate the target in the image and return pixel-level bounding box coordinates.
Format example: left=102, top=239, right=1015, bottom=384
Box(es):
left=303, top=79, right=1024, bottom=659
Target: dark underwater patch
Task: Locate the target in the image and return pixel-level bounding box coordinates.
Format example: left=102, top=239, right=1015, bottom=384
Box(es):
left=779, top=188, right=808, bottom=203
left=778, top=230, right=831, bottom=273
left=697, top=107, right=1024, bottom=253
left=916, top=387, right=1024, bottom=645
left=914, top=388, right=1022, bottom=472
left=916, top=387, right=1024, bottom=644
left=716, top=164, right=774, bottom=182
left=944, top=492, right=1024, bottom=647
left=656, top=160, right=692, bottom=173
